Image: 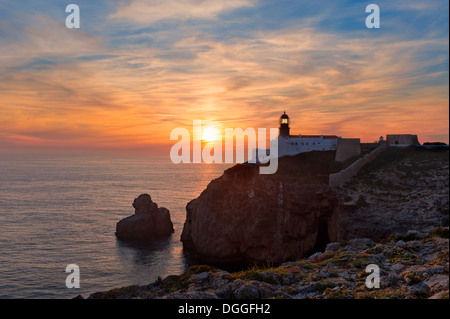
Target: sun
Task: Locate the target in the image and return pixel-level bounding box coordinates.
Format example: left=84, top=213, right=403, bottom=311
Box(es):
left=202, top=126, right=221, bottom=143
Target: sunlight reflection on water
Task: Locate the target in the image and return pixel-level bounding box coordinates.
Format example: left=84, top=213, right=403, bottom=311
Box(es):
left=0, top=154, right=231, bottom=298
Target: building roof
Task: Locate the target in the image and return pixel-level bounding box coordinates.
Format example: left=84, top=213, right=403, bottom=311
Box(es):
left=280, top=111, right=289, bottom=119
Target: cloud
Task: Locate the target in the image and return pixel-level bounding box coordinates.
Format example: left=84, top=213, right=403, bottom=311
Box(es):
left=136, top=22, right=448, bottom=142
left=0, top=13, right=103, bottom=75
left=0, top=0, right=448, bottom=152
left=110, top=0, right=258, bottom=24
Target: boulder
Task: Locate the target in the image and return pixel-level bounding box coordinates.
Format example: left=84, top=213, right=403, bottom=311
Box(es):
left=424, top=275, right=449, bottom=293
left=233, top=282, right=261, bottom=299
left=325, top=242, right=342, bottom=253
left=116, top=194, right=174, bottom=240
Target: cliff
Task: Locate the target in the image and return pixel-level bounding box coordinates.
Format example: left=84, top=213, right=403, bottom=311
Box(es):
left=335, top=146, right=449, bottom=241
left=181, top=146, right=449, bottom=265
left=180, top=152, right=343, bottom=265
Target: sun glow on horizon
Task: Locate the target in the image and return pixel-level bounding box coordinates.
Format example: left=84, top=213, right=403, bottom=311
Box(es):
left=201, top=125, right=222, bottom=143
left=0, top=1, right=447, bottom=154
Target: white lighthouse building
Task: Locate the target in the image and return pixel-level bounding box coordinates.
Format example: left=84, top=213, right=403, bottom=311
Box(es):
left=254, top=112, right=341, bottom=162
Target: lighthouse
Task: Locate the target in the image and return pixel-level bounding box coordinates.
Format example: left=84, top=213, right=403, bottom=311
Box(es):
left=279, top=111, right=290, bottom=138
left=253, top=112, right=342, bottom=163
left=277, top=111, right=341, bottom=156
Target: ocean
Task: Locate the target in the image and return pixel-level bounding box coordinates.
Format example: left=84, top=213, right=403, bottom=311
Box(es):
left=0, top=153, right=231, bottom=299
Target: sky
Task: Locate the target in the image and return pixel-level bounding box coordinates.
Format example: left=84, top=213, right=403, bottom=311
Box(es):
left=0, top=0, right=448, bottom=156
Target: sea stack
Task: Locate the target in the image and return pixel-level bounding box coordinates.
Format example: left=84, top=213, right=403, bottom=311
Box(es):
left=116, top=194, right=174, bottom=240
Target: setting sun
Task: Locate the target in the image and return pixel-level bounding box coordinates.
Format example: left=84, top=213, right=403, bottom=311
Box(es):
left=202, top=126, right=222, bottom=143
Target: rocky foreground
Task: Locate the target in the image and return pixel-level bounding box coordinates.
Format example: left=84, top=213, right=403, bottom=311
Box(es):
left=87, top=228, right=448, bottom=299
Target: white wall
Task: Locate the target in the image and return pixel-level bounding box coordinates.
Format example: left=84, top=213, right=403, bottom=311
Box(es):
left=252, top=135, right=339, bottom=162
left=278, top=136, right=338, bottom=157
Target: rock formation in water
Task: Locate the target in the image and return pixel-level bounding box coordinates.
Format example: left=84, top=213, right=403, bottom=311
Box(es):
left=116, top=194, right=174, bottom=240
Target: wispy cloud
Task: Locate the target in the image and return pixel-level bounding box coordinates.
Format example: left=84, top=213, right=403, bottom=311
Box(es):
left=110, top=0, right=258, bottom=24
left=0, top=0, right=448, bottom=153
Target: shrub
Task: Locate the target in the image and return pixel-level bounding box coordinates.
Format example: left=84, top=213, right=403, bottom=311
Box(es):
left=430, top=227, right=449, bottom=239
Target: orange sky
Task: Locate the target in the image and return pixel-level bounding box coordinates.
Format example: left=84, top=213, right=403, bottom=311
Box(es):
left=0, top=1, right=448, bottom=156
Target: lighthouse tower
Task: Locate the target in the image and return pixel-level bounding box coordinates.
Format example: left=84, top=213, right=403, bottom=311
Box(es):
left=279, top=111, right=290, bottom=137
left=252, top=111, right=341, bottom=163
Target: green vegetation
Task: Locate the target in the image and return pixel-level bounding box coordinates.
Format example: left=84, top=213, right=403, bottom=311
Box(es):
left=233, top=249, right=374, bottom=286
left=233, top=263, right=306, bottom=284
left=386, top=248, right=421, bottom=265
left=440, top=291, right=449, bottom=299
left=317, top=251, right=373, bottom=269
left=430, top=226, right=449, bottom=239
left=382, top=232, right=422, bottom=243
left=354, top=290, right=408, bottom=299
left=157, top=265, right=218, bottom=293
left=233, top=265, right=279, bottom=285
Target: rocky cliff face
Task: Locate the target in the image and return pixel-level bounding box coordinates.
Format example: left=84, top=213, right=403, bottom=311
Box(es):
left=180, top=147, right=449, bottom=266
left=181, top=157, right=341, bottom=265
left=335, top=146, right=449, bottom=242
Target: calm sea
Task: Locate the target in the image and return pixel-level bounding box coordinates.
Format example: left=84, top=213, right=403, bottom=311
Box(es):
left=0, top=153, right=231, bottom=299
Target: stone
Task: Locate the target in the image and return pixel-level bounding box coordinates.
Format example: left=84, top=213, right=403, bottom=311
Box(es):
left=424, top=275, right=449, bottom=293
left=193, top=272, right=212, bottom=285
left=428, top=291, right=449, bottom=299
left=116, top=194, right=174, bottom=240
left=164, top=291, right=219, bottom=299
left=325, top=242, right=341, bottom=253
left=407, top=282, right=431, bottom=298
left=307, top=252, right=323, bottom=261
left=391, top=263, right=405, bottom=272
left=395, top=240, right=406, bottom=249
left=347, top=238, right=374, bottom=251
left=233, top=282, right=260, bottom=299
left=406, top=230, right=427, bottom=239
